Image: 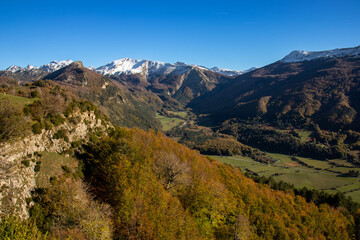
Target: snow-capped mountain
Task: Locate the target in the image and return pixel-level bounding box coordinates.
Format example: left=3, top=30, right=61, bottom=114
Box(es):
left=40, top=60, right=73, bottom=72
left=94, top=58, right=245, bottom=77
left=94, top=58, right=184, bottom=76
left=6, top=64, right=38, bottom=73
left=4, top=59, right=246, bottom=77
left=5, top=60, right=73, bottom=73
left=6, top=65, right=23, bottom=73
left=282, top=46, right=360, bottom=63
left=210, top=67, right=257, bottom=76
left=210, top=67, right=243, bottom=76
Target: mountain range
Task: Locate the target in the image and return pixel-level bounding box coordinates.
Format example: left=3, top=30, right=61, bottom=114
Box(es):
left=190, top=45, right=360, bottom=131
left=5, top=58, right=248, bottom=77
left=3, top=45, right=360, bottom=130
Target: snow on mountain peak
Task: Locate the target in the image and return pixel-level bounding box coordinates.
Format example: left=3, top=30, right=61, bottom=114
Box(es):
left=210, top=67, right=244, bottom=76
left=282, top=46, right=360, bottom=63
left=6, top=65, right=22, bottom=73
left=40, top=60, right=73, bottom=72
left=95, top=58, right=188, bottom=76
left=94, top=58, right=247, bottom=77
left=25, top=64, right=38, bottom=70
left=5, top=60, right=73, bottom=73
left=4, top=58, right=248, bottom=77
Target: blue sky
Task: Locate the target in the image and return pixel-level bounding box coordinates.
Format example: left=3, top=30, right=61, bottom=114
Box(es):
left=1, top=0, right=359, bottom=70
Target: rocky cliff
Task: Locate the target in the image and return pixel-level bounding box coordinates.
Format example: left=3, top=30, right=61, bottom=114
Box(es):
left=0, top=110, right=107, bottom=218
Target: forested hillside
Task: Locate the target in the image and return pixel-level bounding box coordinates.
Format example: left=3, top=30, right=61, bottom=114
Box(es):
left=77, top=127, right=357, bottom=239
left=190, top=57, right=360, bottom=131
left=0, top=79, right=359, bottom=239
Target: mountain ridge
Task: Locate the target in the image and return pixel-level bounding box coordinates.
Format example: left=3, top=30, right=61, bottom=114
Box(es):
left=190, top=55, right=360, bottom=131
left=282, top=45, right=360, bottom=63
left=4, top=58, right=247, bottom=77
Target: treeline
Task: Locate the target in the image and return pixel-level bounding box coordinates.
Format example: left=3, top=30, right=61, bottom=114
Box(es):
left=168, top=124, right=275, bottom=163
left=195, top=138, right=275, bottom=164
left=244, top=172, right=360, bottom=237
left=311, top=126, right=360, bottom=164
left=245, top=172, right=360, bottom=214
left=219, top=121, right=349, bottom=160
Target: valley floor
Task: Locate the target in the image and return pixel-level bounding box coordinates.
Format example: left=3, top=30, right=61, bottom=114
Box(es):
left=209, top=154, right=360, bottom=202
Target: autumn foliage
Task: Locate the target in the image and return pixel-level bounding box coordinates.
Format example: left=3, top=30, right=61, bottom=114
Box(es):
left=81, top=127, right=354, bottom=239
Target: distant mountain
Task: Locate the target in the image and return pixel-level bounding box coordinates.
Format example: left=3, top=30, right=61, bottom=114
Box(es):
left=6, top=60, right=73, bottom=73
left=105, top=61, right=228, bottom=104
left=40, top=60, right=74, bottom=72
left=92, top=58, right=244, bottom=104
left=1, top=60, right=74, bottom=82
left=94, top=58, right=187, bottom=76
left=1, top=59, right=249, bottom=102
left=94, top=58, right=245, bottom=77
left=281, top=45, right=360, bottom=63
left=43, top=61, right=163, bottom=130
left=190, top=47, right=360, bottom=131
left=4, top=58, right=246, bottom=77
left=44, top=61, right=108, bottom=88
left=1, top=58, right=238, bottom=106
left=210, top=66, right=256, bottom=76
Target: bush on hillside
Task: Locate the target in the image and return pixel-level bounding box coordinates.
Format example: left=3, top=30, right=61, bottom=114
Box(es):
left=0, top=98, right=30, bottom=141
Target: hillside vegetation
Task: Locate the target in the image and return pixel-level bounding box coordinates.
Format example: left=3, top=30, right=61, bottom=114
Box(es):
left=190, top=57, right=360, bottom=131
left=76, top=127, right=357, bottom=239
left=1, top=58, right=360, bottom=239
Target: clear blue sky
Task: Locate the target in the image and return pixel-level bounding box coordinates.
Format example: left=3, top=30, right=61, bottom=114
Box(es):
left=1, top=0, right=359, bottom=70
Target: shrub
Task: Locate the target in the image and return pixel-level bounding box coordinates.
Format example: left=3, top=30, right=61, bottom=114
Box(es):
left=46, top=114, right=65, bottom=127
left=30, top=177, right=113, bottom=239
left=69, top=116, right=81, bottom=125
left=34, top=152, right=42, bottom=157
left=71, top=140, right=82, bottom=149
left=32, top=80, right=46, bottom=87
left=32, top=121, right=44, bottom=134
left=34, top=162, right=41, bottom=172
left=30, top=91, right=40, bottom=98
left=0, top=216, right=44, bottom=239
left=21, top=160, right=30, bottom=167
left=0, top=98, right=30, bottom=141
left=62, top=165, right=71, bottom=174
left=53, top=129, right=68, bottom=140
left=44, top=120, right=53, bottom=130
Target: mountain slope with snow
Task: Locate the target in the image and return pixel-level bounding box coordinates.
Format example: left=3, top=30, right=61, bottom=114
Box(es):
left=94, top=58, right=186, bottom=76
left=40, top=60, right=73, bottom=72
left=282, top=46, right=360, bottom=63
left=94, top=58, right=246, bottom=77
left=4, top=58, right=245, bottom=77
left=5, top=60, right=73, bottom=73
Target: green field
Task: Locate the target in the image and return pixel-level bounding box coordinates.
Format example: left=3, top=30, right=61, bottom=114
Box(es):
left=298, top=130, right=313, bottom=142
left=209, top=154, right=360, bottom=202
left=296, top=156, right=333, bottom=169
left=329, top=159, right=355, bottom=167
left=328, top=167, right=360, bottom=174
left=156, top=113, right=185, bottom=131
left=167, top=111, right=188, bottom=118
left=0, top=94, right=36, bottom=106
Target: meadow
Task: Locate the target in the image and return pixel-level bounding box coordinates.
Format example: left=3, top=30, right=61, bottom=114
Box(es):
left=209, top=153, right=360, bottom=202
left=0, top=93, right=36, bottom=106
left=156, top=112, right=185, bottom=131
